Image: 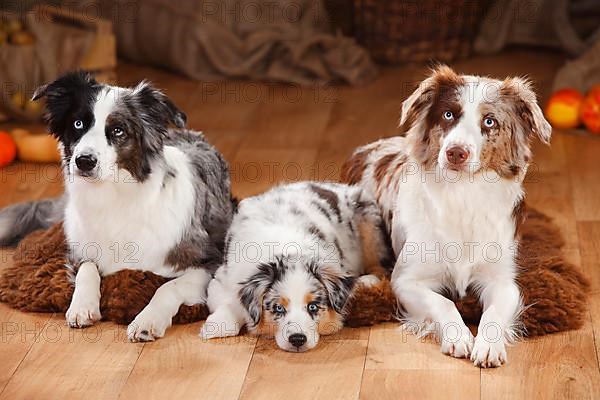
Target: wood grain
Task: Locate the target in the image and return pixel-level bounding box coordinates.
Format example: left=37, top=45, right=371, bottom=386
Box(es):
left=480, top=327, right=600, bottom=400
left=120, top=323, right=257, bottom=400
left=240, top=335, right=368, bottom=400
left=231, top=148, right=318, bottom=198
left=577, top=222, right=600, bottom=372
left=0, top=305, right=52, bottom=394
left=361, top=323, right=480, bottom=400
left=0, top=318, right=142, bottom=400
left=564, top=135, right=600, bottom=222
left=578, top=223, right=600, bottom=295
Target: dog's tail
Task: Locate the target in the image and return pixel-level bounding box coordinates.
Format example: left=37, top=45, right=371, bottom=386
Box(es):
left=0, top=197, right=65, bottom=247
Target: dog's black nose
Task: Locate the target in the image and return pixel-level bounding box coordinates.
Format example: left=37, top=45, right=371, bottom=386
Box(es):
left=288, top=333, right=307, bottom=348
left=75, top=154, right=97, bottom=172
left=446, top=146, right=469, bottom=165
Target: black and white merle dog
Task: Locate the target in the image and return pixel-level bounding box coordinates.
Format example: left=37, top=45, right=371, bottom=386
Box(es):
left=201, top=182, right=393, bottom=352
left=0, top=72, right=234, bottom=341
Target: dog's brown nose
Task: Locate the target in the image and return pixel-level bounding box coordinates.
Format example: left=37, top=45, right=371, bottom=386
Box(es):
left=446, top=146, right=469, bottom=165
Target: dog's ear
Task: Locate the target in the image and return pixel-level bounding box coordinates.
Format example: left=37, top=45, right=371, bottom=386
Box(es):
left=238, top=260, right=284, bottom=328
left=502, top=77, right=552, bottom=145
left=32, top=71, right=98, bottom=136
left=310, top=263, right=356, bottom=314
left=134, top=81, right=187, bottom=129
left=31, top=83, right=49, bottom=101
left=32, top=70, right=96, bottom=101
left=399, top=65, right=460, bottom=135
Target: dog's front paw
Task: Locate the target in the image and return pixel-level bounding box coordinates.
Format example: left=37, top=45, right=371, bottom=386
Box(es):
left=65, top=298, right=101, bottom=328
left=200, top=308, right=242, bottom=340
left=440, top=328, right=474, bottom=359
left=127, top=306, right=172, bottom=342
left=470, top=335, right=507, bottom=368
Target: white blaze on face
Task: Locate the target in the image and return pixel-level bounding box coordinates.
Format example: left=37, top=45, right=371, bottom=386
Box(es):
left=71, top=87, right=126, bottom=182
left=438, top=78, right=501, bottom=173
left=273, top=267, right=320, bottom=352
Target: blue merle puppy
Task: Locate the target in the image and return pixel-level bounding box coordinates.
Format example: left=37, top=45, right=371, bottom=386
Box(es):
left=201, top=181, right=394, bottom=352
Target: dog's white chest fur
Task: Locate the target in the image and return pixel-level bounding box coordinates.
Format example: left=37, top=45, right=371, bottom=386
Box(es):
left=64, top=146, right=195, bottom=277
left=394, top=167, right=522, bottom=296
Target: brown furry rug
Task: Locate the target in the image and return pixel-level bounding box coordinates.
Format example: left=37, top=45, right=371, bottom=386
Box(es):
left=0, top=207, right=590, bottom=336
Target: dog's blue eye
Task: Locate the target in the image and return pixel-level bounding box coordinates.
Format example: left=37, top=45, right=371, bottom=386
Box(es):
left=73, top=120, right=84, bottom=130
left=483, top=117, right=496, bottom=128
left=274, top=304, right=285, bottom=314
left=307, top=302, right=319, bottom=313
left=443, top=111, right=454, bottom=120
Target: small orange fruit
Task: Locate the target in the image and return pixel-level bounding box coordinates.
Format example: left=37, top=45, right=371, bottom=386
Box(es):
left=545, top=88, right=584, bottom=129
left=580, top=85, right=600, bottom=134
left=0, top=131, right=17, bottom=166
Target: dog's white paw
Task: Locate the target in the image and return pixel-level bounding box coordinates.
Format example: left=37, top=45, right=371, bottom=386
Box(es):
left=65, top=298, right=101, bottom=328
left=127, top=306, right=172, bottom=342
left=357, top=274, right=380, bottom=288
left=440, top=328, right=474, bottom=359
left=200, top=308, right=242, bottom=340
left=470, top=335, right=507, bottom=368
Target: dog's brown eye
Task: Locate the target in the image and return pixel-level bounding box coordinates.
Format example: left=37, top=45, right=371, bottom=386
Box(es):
left=443, top=111, right=454, bottom=120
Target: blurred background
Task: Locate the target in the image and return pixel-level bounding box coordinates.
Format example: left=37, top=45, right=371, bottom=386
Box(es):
left=0, top=0, right=599, bottom=199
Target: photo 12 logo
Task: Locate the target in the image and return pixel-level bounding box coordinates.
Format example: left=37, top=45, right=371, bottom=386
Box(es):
left=199, top=82, right=338, bottom=105
left=400, top=241, right=510, bottom=265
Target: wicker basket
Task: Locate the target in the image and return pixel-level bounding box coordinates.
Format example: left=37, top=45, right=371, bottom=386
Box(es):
left=354, top=0, right=489, bottom=64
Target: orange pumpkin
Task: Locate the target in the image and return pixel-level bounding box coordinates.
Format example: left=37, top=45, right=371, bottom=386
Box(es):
left=0, top=131, right=17, bottom=166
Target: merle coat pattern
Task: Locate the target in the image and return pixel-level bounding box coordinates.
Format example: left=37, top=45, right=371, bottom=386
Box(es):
left=201, top=181, right=393, bottom=352
left=0, top=71, right=234, bottom=342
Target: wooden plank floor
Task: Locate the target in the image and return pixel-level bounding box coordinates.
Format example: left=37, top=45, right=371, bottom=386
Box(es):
left=1, top=49, right=599, bottom=399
